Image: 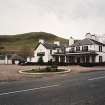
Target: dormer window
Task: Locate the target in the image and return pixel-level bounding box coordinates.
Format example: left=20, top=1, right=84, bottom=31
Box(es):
left=99, top=46, right=102, bottom=52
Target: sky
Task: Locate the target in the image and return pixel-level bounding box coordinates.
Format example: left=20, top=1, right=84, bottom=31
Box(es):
left=0, top=0, right=105, bottom=39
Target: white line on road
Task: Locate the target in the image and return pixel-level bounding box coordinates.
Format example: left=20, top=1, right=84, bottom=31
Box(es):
left=88, top=76, right=105, bottom=81
left=0, top=84, right=60, bottom=96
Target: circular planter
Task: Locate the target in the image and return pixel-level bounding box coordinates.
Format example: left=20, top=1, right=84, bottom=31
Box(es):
left=19, top=69, right=71, bottom=75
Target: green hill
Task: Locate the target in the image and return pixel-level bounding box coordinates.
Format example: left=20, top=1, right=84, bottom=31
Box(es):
left=0, top=32, right=68, bottom=54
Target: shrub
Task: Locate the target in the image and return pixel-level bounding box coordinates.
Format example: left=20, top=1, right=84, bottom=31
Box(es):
left=46, top=66, right=52, bottom=72
left=45, top=65, right=58, bottom=72
left=51, top=65, right=58, bottom=71
left=38, top=56, right=43, bottom=64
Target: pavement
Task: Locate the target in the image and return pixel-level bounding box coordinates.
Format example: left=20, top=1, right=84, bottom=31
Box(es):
left=0, top=70, right=105, bottom=105
left=0, top=65, right=52, bottom=81
left=0, top=65, right=105, bottom=82
left=70, top=65, right=105, bottom=73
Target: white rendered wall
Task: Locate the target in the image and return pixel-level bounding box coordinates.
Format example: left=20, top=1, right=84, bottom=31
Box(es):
left=0, top=60, right=12, bottom=64
left=7, top=60, right=12, bottom=64
left=66, top=44, right=105, bottom=63
left=0, top=60, right=5, bottom=64
left=69, top=37, right=74, bottom=46
left=54, top=41, right=60, bottom=46
left=33, top=44, right=52, bottom=62
left=88, top=44, right=105, bottom=62
left=0, top=55, right=12, bottom=64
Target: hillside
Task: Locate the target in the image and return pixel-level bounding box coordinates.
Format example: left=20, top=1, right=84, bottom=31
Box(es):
left=0, top=32, right=68, bottom=54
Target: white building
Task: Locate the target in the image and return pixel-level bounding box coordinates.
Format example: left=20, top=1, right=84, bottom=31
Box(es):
left=32, top=39, right=65, bottom=63
left=33, top=33, right=105, bottom=64
left=0, top=55, right=12, bottom=64
left=53, top=33, right=105, bottom=64
left=0, top=54, right=25, bottom=65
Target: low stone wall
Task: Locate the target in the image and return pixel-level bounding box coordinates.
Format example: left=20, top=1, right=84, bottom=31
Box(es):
left=0, top=60, right=12, bottom=64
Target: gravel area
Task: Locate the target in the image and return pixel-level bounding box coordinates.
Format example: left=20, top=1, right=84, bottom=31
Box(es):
left=0, top=65, right=105, bottom=82
left=70, top=65, right=105, bottom=73
left=0, top=65, right=46, bottom=82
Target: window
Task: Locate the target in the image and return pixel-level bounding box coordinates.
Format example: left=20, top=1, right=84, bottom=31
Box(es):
left=71, top=47, right=75, bottom=52
left=50, top=50, right=52, bottom=54
left=61, top=48, right=65, bottom=53
left=82, top=46, right=88, bottom=51
left=82, top=46, right=84, bottom=51
left=99, top=56, right=102, bottom=63
left=60, top=56, right=65, bottom=63
left=84, top=46, right=88, bottom=51
left=92, top=56, right=95, bottom=63
left=76, top=46, right=80, bottom=51
left=99, top=46, right=102, bottom=52
left=57, top=49, right=59, bottom=53
left=37, top=52, right=45, bottom=56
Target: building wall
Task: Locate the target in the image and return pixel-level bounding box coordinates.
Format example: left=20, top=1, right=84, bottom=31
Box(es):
left=67, top=44, right=105, bottom=52
left=7, top=60, right=12, bottom=64
left=33, top=44, right=52, bottom=63
left=92, top=45, right=105, bottom=62
left=66, top=44, right=105, bottom=63
left=30, top=37, right=105, bottom=64
left=0, top=60, right=5, bottom=64
left=0, top=59, right=12, bottom=64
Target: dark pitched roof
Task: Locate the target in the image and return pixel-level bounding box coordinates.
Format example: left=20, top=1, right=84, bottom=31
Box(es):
left=42, top=42, right=64, bottom=50
left=90, top=39, right=105, bottom=46
left=34, top=42, right=64, bottom=50
left=71, top=38, right=105, bottom=47
left=10, top=54, right=24, bottom=60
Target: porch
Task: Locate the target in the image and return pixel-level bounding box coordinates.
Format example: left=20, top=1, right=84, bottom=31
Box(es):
left=52, top=51, right=98, bottom=64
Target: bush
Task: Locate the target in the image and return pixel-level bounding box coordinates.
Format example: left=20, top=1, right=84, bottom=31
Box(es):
left=79, top=63, right=105, bottom=67
left=51, top=65, right=58, bottom=71
left=38, top=56, right=43, bottom=64
left=51, top=65, right=58, bottom=68
left=45, top=65, right=58, bottom=72
left=46, top=66, right=52, bottom=72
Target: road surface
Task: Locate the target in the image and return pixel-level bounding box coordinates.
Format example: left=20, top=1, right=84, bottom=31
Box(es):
left=0, top=70, right=105, bottom=105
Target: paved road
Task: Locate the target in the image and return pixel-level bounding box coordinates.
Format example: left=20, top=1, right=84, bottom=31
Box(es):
left=0, top=71, right=105, bottom=105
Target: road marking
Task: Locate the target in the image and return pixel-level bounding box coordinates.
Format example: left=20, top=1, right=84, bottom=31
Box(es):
left=88, top=76, right=105, bottom=81
left=0, top=84, right=60, bottom=96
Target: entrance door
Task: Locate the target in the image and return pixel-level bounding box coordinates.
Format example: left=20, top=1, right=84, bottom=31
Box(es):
left=99, top=56, right=102, bottom=63
left=86, top=56, right=89, bottom=63
left=77, top=57, right=80, bottom=64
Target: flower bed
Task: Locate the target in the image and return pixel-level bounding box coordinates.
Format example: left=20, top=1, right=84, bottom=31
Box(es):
left=22, top=68, right=66, bottom=73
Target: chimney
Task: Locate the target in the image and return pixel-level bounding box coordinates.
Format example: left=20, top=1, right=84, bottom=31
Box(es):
left=39, top=39, right=44, bottom=44
left=91, top=34, right=97, bottom=40
left=54, top=41, right=60, bottom=46
left=69, top=37, right=74, bottom=46
left=85, top=33, right=92, bottom=39
left=85, top=33, right=97, bottom=41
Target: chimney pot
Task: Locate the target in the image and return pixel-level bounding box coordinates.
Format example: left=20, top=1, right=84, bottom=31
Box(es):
left=39, top=39, right=44, bottom=44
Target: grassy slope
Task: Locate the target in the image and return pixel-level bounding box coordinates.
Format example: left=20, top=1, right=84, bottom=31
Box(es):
left=0, top=32, right=68, bottom=53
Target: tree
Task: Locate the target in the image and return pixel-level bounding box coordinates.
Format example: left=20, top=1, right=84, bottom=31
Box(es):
left=38, top=56, right=44, bottom=64
left=19, top=45, right=33, bottom=60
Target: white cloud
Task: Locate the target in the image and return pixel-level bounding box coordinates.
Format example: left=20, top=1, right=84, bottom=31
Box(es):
left=0, top=0, right=105, bottom=39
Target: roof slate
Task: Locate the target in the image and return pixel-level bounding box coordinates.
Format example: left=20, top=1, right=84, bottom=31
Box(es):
left=42, top=42, right=64, bottom=49
left=71, top=38, right=105, bottom=47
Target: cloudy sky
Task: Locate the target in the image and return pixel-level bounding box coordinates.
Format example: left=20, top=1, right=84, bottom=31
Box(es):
left=0, top=0, right=105, bottom=39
